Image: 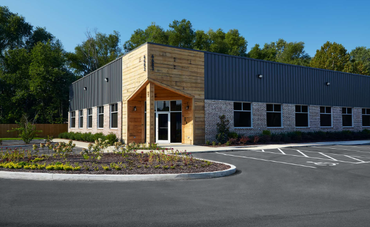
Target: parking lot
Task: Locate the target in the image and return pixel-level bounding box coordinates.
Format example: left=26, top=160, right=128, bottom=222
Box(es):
left=216, top=144, right=370, bottom=169
left=2, top=144, right=370, bottom=226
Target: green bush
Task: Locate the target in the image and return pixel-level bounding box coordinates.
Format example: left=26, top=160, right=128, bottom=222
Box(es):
left=57, top=132, right=116, bottom=145
left=106, top=133, right=118, bottom=145
left=262, top=130, right=271, bottom=136
left=215, top=115, right=230, bottom=144
left=227, top=132, right=238, bottom=139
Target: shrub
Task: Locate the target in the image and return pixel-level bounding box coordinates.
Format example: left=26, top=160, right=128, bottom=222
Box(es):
left=271, top=133, right=282, bottom=142
left=206, top=140, right=210, bottom=145
left=215, top=115, right=230, bottom=144
left=239, top=136, right=250, bottom=145
left=262, top=130, right=271, bottom=136
left=253, top=136, right=260, bottom=144
left=106, top=133, right=118, bottom=145
left=227, top=132, right=238, bottom=139
left=228, top=138, right=238, bottom=145
left=291, top=131, right=302, bottom=141
left=7, top=114, right=42, bottom=144
left=212, top=141, right=216, bottom=146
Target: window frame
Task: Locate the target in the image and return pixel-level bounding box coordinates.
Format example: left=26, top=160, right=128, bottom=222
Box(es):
left=295, top=105, right=309, bottom=128
left=233, top=102, right=253, bottom=128
left=87, top=108, right=92, bottom=129
left=320, top=106, right=333, bottom=127
left=70, top=111, right=76, bottom=128
left=342, top=107, right=353, bottom=127
left=97, top=106, right=104, bottom=129
left=266, top=104, right=283, bottom=128
left=110, top=103, right=118, bottom=129
left=362, top=108, right=370, bottom=127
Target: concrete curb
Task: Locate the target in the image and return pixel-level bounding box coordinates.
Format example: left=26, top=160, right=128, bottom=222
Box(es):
left=0, top=160, right=236, bottom=182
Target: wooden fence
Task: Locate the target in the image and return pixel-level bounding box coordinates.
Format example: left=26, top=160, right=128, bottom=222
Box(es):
left=0, top=124, right=68, bottom=138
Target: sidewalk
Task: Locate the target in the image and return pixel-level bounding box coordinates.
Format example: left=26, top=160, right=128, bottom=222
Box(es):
left=53, top=139, right=370, bottom=153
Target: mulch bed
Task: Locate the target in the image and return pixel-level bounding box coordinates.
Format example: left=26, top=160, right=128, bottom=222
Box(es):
left=0, top=153, right=230, bottom=175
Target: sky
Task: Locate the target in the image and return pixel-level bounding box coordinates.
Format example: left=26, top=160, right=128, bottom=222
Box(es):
left=2, top=0, right=370, bottom=57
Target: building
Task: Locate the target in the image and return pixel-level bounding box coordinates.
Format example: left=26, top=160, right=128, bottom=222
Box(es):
left=68, top=42, right=370, bottom=145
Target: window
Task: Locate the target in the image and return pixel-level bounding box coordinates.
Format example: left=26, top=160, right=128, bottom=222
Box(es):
left=342, top=108, right=352, bottom=127
left=98, top=106, right=104, bottom=128
left=87, top=108, right=92, bottom=128
left=79, top=110, right=83, bottom=128
left=266, top=104, right=282, bottom=127
left=70, top=111, right=75, bottom=128
left=362, top=109, right=370, bottom=127
left=234, top=102, right=252, bottom=127
left=110, top=104, right=118, bottom=128
left=320, top=106, right=332, bottom=127
left=295, top=105, right=309, bottom=127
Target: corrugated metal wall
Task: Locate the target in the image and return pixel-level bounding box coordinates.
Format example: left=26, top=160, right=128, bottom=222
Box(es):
left=205, top=52, right=370, bottom=107
left=69, top=58, right=122, bottom=111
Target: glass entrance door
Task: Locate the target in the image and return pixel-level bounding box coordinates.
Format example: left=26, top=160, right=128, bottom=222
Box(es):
left=156, top=112, right=170, bottom=143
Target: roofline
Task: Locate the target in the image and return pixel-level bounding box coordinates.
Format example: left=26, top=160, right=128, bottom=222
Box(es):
left=72, top=42, right=149, bottom=85
left=146, top=42, right=370, bottom=79
left=72, top=42, right=370, bottom=85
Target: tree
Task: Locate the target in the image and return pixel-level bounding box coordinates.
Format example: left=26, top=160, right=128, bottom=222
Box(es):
left=350, top=46, right=370, bottom=74
left=248, top=39, right=310, bottom=66
left=167, top=19, right=195, bottom=48
left=343, top=60, right=369, bottom=75
left=123, top=23, right=167, bottom=52
left=0, top=6, right=32, bottom=58
left=123, top=20, right=248, bottom=56
left=67, top=30, right=122, bottom=76
left=310, top=41, right=349, bottom=71
left=224, top=29, right=247, bottom=56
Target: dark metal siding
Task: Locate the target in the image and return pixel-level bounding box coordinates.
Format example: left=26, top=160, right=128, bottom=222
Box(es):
left=69, top=58, right=122, bottom=111
left=205, top=52, right=370, bottom=107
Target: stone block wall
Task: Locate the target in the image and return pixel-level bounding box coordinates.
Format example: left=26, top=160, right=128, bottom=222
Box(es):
left=68, top=102, right=122, bottom=140
left=205, top=99, right=366, bottom=142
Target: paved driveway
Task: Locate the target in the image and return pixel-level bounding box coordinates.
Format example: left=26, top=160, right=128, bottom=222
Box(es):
left=1, top=145, right=370, bottom=226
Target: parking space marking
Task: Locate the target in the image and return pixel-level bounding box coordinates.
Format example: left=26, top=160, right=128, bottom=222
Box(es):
left=216, top=152, right=317, bottom=169
left=277, top=148, right=286, bottom=155
left=307, top=146, right=370, bottom=155
left=344, top=155, right=365, bottom=163
left=296, top=150, right=308, bottom=157
left=318, top=152, right=338, bottom=161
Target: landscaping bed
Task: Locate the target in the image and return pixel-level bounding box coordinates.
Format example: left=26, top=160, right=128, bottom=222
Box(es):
left=0, top=140, right=229, bottom=175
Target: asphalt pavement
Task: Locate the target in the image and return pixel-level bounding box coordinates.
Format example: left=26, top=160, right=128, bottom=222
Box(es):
left=1, top=145, right=370, bottom=226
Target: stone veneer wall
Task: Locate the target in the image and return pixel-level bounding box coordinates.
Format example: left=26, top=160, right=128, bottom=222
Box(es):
left=68, top=102, right=122, bottom=140
left=205, top=100, right=365, bottom=142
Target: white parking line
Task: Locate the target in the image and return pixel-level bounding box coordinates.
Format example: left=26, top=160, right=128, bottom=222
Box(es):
left=309, top=146, right=370, bottom=155
left=261, top=149, right=265, bottom=152
left=344, top=155, right=365, bottom=163
left=277, top=148, right=286, bottom=155
left=318, top=152, right=338, bottom=161
left=216, top=152, right=316, bottom=169
left=296, top=150, right=308, bottom=157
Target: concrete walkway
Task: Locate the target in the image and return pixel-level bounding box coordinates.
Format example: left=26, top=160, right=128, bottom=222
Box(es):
left=53, top=138, right=370, bottom=153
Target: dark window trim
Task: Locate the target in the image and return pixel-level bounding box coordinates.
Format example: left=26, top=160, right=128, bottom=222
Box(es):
left=234, top=102, right=252, bottom=128
left=98, top=106, right=104, bottom=129
left=320, top=106, right=332, bottom=127
left=87, top=108, right=92, bottom=129
left=295, top=105, right=309, bottom=128
left=266, top=104, right=282, bottom=128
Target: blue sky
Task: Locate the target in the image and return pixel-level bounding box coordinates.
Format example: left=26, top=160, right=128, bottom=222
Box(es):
left=2, top=0, right=369, bottom=57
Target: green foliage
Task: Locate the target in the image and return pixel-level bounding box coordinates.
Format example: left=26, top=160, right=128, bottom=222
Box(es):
left=57, top=132, right=117, bottom=145
left=124, top=19, right=248, bottom=56
left=262, top=130, right=271, bottom=136
left=206, top=140, right=210, bottom=145
left=227, top=132, right=238, bottom=139
left=248, top=39, right=311, bottom=66
left=66, top=30, right=122, bottom=76
left=7, top=114, right=42, bottom=144
left=349, top=47, right=370, bottom=74
left=215, top=115, right=230, bottom=144
left=310, top=41, right=349, bottom=72
left=0, top=7, right=77, bottom=124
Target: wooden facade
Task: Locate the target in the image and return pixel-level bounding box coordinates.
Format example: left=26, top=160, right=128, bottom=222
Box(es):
left=121, top=43, right=205, bottom=145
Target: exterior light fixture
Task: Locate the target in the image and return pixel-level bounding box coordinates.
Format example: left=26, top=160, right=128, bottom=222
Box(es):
left=84, top=87, right=87, bottom=91
left=186, top=102, right=190, bottom=110
left=133, top=106, right=137, bottom=111
left=105, top=78, right=109, bottom=82
left=326, top=82, right=330, bottom=86
left=257, top=74, right=263, bottom=79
